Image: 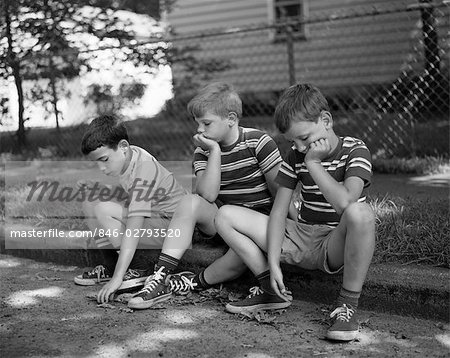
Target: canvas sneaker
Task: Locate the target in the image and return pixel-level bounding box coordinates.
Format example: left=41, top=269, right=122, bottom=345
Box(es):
left=326, top=303, right=359, bottom=341
left=127, top=267, right=172, bottom=309
left=168, top=271, right=198, bottom=295
left=117, top=268, right=149, bottom=292
left=225, top=286, right=292, bottom=314
left=74, top=265, right=112, bottom=286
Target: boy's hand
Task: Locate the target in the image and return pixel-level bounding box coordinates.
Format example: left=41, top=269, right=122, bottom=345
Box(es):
left=97, top=277, right=122, bottom=303
left=269, top=265, right=293, bottom=302
left=76, top=179, right=96, bottom=191
left=193, top=133, right=220, bottom=151
left=304, top=138, right=331, bottom=163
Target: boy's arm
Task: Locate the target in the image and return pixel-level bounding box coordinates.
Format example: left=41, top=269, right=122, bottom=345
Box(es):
left=263, top=162, right=281, bottom=197
left=267, top=186, right=293, bottom=298
left=305, top=138, right=365, bottom=214
left=194, top=135, right=222, bottom=202
left=307, top=162, right=364, bottom=214
left=97, top=216, right=144, bottom=303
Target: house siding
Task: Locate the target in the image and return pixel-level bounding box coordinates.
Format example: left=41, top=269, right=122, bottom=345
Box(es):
left=167, top=0, right=449, bottom=92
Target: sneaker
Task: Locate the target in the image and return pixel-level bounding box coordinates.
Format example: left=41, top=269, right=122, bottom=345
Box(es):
left=127, top=267, right=172, bottom=309
left=326, top=303, right=359, bottom=341
left=168, top=271, right=198, bottom=295
left=225, top=286, right=292, bottom=314
left=117, top=268, right=149, bottom=292
left=74, top=265, right=112, bottom=286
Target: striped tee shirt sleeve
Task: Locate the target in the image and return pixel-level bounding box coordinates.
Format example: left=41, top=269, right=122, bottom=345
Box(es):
left=255, top=133, right=283, bottom=173
left=275, top=149, right=299, bottom=190
left=345, top=142, right=372, bottom=186
left=193, top=147, right=208, bottom=175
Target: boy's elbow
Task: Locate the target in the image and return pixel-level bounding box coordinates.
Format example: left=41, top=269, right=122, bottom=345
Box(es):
left=196, top=189, right=217, bottom=203
left=335, top=199, right=355, bottom=215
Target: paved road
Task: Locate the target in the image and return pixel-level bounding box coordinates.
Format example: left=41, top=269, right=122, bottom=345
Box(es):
left=371, top=172, right=449, bottom=201
left=1, top=254, right=449, bottom=358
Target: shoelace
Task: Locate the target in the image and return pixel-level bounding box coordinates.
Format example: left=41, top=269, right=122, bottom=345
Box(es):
left=123, top=269, right=141, bottom=280
left=247, top=286, right=264, bottom=298
left=169, top=275, right=197, bottom=293
left=138, top=267, right=166, bottom=294
left=330, top=304, right=355, bottom=322
left=88, top=265, right=106, bottom=282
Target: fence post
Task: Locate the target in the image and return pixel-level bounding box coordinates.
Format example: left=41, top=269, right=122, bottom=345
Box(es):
left=419, top=0, right=440, bottom=77
left=286, top=25, right=296, bottom=85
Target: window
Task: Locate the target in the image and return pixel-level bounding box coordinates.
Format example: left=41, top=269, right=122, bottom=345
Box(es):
left=268, top=0, right=307, bottom=40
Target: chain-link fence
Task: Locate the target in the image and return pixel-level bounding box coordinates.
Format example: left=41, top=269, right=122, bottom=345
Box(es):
left=1, top=3, right=448, bottom=160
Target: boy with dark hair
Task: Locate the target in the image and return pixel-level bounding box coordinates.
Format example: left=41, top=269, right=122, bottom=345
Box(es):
left=74, top=114, right=187, bottom=303
left=215, top=83, right=375, bottom=342
left=127, top=82, right=285, bottom=310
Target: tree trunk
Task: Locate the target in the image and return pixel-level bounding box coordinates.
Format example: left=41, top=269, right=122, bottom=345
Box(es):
left=48, top=55, right=60, bottom=131
left=4, top=0, right=26, bottom=151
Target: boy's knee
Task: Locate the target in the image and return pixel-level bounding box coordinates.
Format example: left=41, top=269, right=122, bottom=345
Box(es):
left=178, top=194, right=206, bottom=212
left=343, top=202, right=375, bottom=227
left=214, top=205, right=235, bottom=231
left=93, top=201, right=116, bottom=219
left=82, top=200, right=96, bottom=217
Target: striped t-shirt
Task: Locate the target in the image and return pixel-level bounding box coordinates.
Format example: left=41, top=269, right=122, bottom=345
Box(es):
left=193, top=127, right=282, bottom=213
left=276, top=136, right=372, bottom=226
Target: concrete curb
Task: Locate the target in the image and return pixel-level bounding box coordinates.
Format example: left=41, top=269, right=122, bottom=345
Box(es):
left=1, top=242, right=448, bottom=321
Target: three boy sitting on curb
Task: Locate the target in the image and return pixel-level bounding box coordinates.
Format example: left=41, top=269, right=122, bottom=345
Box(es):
left=75, top=82, right=375, bottom=342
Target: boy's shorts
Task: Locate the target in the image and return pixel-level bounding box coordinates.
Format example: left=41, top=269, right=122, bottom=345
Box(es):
left=280, top=219, right=343, bottom=274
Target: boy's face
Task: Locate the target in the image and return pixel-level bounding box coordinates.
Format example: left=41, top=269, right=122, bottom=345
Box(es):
left=194, top=111, right=235, bottom=143
left=283, top=112, right=332, bottom=153
left=88, top=143, right=129, bottom=177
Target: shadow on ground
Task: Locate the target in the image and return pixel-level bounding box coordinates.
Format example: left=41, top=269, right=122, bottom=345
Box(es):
left=1, top=255, right=449, bottom=358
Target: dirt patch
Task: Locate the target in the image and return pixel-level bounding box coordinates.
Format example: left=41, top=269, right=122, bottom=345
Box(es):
left=1, top=255, right=449, bottom=357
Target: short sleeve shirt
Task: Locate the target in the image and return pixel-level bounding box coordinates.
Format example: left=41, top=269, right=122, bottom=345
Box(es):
left=276, top=136, right=372, bottom=226
left=193, top=127, right=282, bottom=213
left=119, top=146, right=187, bottom=218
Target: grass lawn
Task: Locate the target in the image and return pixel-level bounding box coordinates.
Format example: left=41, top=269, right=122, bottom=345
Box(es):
left=1, top=161, right=448, bottom=268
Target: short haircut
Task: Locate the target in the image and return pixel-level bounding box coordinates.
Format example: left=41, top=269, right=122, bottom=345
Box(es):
left=81, top=114, right=129, bottom=155
left=187, top=82, right=242, bottom=119
left=274, top=83, right=330, bottom=133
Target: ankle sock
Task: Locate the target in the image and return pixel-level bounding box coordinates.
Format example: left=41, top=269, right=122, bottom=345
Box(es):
left=256, top=270, right=276, bottom=295
left=194, top=270, right=212, bottom=290
left=337, top=287, right=361, bottom=309
left=155, top=253, right=180, bottom=274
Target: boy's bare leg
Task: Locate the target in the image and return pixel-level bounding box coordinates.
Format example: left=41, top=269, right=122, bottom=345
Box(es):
left=83, top=200, right=151, bottom=269
left=161, top=194, right=218, bottom=259
left=82, top=200, right=125, bottom=248
left=325, top=202, right=375, bottom=341
left=326, top=202, right=375, bottom=292
left=76, top=200, right=149, bottom=288
left=215, top=205, right=292, bottom=312
left=214, top=205, right=271, bottom=275
left=128, top=194, right=218, bottom=309
left=202, top=248, right=247, bottom=285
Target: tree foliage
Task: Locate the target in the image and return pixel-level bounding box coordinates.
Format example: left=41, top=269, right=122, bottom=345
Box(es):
left=0, top=0, right=165, bottom=151
left=1, top=0, right=234, bottom=153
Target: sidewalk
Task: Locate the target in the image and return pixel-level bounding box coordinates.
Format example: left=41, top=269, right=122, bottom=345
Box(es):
left=2, top=242, right=449, bottom=321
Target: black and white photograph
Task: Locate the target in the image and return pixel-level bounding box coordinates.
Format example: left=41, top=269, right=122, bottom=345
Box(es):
left=0, top=0, right=449, bottom=357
